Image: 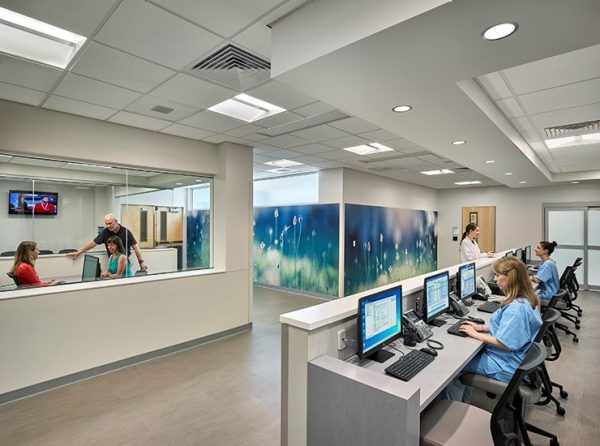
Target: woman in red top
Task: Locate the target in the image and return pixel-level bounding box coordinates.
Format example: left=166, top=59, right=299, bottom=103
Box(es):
left=10, top=241, right=60, bottom=287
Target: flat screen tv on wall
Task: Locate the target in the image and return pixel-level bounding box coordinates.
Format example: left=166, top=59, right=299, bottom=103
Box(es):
left=8, top=191, right=59, bottom=216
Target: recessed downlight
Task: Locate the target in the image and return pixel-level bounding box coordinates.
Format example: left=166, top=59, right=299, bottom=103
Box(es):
left=519, top=181, right=527, bottom=184
left=451, top=140, right=466, bottom=145
left=421, top=169, right=454, bottom=176
left=482, top=22, right=518, bottom=41
left=571, top=181, right=580, bottom=184
left=504, top=172, right=513, bottom=176
left=392, top=105, right=412, bottom=113
left=485, top=160, right=495, bottom=164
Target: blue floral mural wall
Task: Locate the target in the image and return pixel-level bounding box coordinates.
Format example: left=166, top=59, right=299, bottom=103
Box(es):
left=344, top=204, right=437, bottom=296
left=187, top=209, right=211, bottom=269
left=253, top=204, right=339, bottom=297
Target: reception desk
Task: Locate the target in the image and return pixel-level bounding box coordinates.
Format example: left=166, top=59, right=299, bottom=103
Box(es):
left=280, top=254, right=509, bottom=446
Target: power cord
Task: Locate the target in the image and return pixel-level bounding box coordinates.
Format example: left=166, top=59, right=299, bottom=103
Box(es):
left=426, top=339, right=444, bottom=350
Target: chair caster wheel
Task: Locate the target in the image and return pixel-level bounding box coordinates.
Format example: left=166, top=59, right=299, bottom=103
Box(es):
left=575, top=325, right=580, bottom=330
left=560, top=390, right=568, bottom=399
left=573, top=337, right=579, bottom=343
left=557, top=406, right=566, bottom=416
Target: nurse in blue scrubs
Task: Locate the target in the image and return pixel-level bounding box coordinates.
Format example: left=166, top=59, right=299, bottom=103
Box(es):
left=530, top=241, right=560, bottom=302
left=442, top=256, right=543, bottom=402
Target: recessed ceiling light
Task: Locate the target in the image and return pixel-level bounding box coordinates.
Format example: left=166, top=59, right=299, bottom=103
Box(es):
left=482, top=22, right=518, bottom=41
left=504, top=172, right=513, bottom=176
left=392, top=105, right=412, bottom=113
left=175, top=182, right=183, bottom=186
left=195, top=179, right=203, bottom=182
left=571, top=181, right=579, bottom=184
left=343, top=143, right=394, bottom=156
left=421, top=169, right=454, bottom=176
left=544, top=132, right=600, bottom=149
left=267, top=167, right=298, bottom=174
left=485, top=160, right=495, bottom=164
left=209, top=93, right=285, bottom=123
left=451, top=140, right=467, bottom=145
left=264, top=159, right=304, bottom=168
left=0, top=6, right=87, bottom=68
left=519, top=181, right=527, bottom=184
left=454, top=181, right=482, bottom=185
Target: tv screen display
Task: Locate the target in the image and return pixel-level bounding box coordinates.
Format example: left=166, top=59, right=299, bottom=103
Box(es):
left=8, top=191, right=58, bottom=216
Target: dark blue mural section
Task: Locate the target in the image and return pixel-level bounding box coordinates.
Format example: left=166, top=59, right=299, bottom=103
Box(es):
left=344, top=204, right=437, bottom=296
left=253, top=204, right=339, bottom=297
left=187, top=209, right=210, bottom=269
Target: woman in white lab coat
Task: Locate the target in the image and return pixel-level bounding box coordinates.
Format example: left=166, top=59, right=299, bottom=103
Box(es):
left=460, top=223, right=494, bottom=262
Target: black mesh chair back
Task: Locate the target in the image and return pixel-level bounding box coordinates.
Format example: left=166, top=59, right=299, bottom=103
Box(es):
left=0, top=251, right=16, bottom=257
left=38, top=250, right=53, bottom=255
left=572, top=257, right=583, bottom=269
left=58, top=249, right=78, bottom=254
left=7, top=272, right=20, bottom=286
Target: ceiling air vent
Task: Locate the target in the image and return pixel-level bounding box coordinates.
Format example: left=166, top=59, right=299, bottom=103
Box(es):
left=151, top=105, right=174, bottom=114
left=188, top=44, right=270, bottom=91
left=545, top=120, right=600, bottom=138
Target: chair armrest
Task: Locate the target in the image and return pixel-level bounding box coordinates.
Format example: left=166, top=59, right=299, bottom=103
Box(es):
left=460, top=373, right=508, bottom=395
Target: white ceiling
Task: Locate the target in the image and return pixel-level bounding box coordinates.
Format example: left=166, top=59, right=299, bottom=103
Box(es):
left=0, top=0, right=598, bottom=190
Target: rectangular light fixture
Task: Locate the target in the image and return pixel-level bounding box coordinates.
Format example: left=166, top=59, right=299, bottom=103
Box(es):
left=209, top=93, right=285, bottom=123
left=454, top=181, right=482, bottom=185
left=66, top=162, right=112, bottom=169
left=0, top=6, right=86, bottom=69
left=420, top=169, right=454, bottom=175
left=264, top=159, right=303, bottom=168
left=544, top=132, right=600, bottom=149
left=267, top=167, right=298, bottom=174
left=343, top=142, right=394, bottom=156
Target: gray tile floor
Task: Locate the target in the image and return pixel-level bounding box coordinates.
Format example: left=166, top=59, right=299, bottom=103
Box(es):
left=0, top=287, right=596, bottom=445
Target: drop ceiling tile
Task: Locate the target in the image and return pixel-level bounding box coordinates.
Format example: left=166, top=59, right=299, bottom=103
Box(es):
left=530, top=102, right=600, bottom=130
left=151, top=73, right=235, bottom=109
left=202, top=134, right=230, bottom=144
left=358, top=128, right=400, bottom=142
left=253, top=145, right=279, bottom=155
left=291, top=155, right=326, bottom=164
left=253, top=111, right=302, bottom=128
left=261, top=149, right=305, bottom=160
left=108, top=111, right=171, bottom=131
left=246, top=80, right=316, bottom=110
left=319, top=149, right=361, bottom=162
left=180, top=110, right=245, bottom=132
left=231, top=22, right=271, bottom=59
left=399, top=145, right=429, bottom=154
left=43, top=95, right=116, bottom=120
left=510, top=116, right=534, bottom=132
left=292, top=101, right=337, bottom=117
left=262, top=134, right=307, bottom=149
left=72, top=42, right=175, bottom=93
left=95, top=0, right=223, bottom=70
left=224, top=124, right=266, bottom=137
left=477, top=71, right=513, bottom=100
left=125, top=95, right=199, bottom=121
left=54, top=73, right=141, bottom=109
left=328, top=117, right=380, bottom=134
left=0, top=55, right=62, bottom=91
left=159, top=124, right=215, bottom=140
left=518, top=77, right=600, bottom=115
left=311, top=160, right=346, bottom=169
left=0, top=82, right=46, bottom=106
left=291, top=124, right=348, bottom=142
left=322, top=135, right=370, bottom=149
left=503, top=44, right=600, bottom=95
left=243, top=133, right=270, bottom=142
left=292, top=143, right=338, bottom=155
left=495, top=97, right=525, bottom=118
left=378, top=138, right=417, bottom=151
left=253, top=154, right=277, bottom=163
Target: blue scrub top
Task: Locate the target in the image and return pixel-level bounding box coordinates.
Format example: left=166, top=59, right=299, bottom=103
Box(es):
left=475, top=298, right=542, bottom=382
left=537, top=259, right=559, bottom=301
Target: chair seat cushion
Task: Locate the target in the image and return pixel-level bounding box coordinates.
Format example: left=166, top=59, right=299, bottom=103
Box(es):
left=420, top=400, right=493, bottom=446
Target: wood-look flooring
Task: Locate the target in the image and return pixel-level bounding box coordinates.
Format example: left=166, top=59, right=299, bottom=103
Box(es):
left=0, top=287, right=597, bottom=445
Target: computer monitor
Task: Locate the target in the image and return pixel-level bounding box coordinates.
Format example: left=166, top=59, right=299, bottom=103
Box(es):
left=357, top=285, right=402, bottom=363
left=523, top=245, right=531, bottom=264
left=505, top=250, right=515, bottom=257
left=423, top=271, right=450, bottom=326
left=514, top=248, right=523, bottom=262
left=457, top=262, right=476, bottom=301
left=81, top=254, right=100, bottom=282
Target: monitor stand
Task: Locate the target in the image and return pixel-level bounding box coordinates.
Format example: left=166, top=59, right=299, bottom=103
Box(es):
left=368, top=349, right=395, bottom=363
left=428, top=318, right=446, bottom=327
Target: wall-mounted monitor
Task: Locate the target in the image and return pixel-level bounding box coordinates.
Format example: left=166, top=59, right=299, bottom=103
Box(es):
left=8, top=191, right=58, bottom=216
left=357, top=285, right=402, bottom=363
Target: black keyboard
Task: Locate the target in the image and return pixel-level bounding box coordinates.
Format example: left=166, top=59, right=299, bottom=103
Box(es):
left=478, top=301, right=501, bottom=313
left=447, top=319, right=468, bottom=337
left=384, top=349, right=435, bottom=381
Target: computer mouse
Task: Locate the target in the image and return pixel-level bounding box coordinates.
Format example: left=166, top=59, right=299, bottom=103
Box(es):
left=420, top=347, right=438, bottom=357
left=467, top=316, right=485, bottom=324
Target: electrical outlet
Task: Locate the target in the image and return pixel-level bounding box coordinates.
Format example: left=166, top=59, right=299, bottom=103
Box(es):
left=337, top=329, right=346, bottom=350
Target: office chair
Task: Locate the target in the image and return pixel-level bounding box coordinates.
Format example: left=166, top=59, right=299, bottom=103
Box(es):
left=546, top=285, right=580, bottom=343
left=38, top=249, right=53, bottom=255
left=58, top=248, right=77, bottom=254
left=0, top=251, right=16, bottom=257
left=420, top=343, right=548, bottom=446
left=560, top=265, right=583, bottom=318
left=6, top=272, right=20, bottom=286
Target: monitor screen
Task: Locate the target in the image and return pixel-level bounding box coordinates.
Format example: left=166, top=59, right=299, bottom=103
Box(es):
left=82, top=255, right=100, bottom=282
left=357, top=286, right=402, bottom=361
left=423, top=271, right=450, bottom=323
left=514, top=248, right=523, bottom=262
left=458, top=262, right=476, bottom=300
left=8, top=190, right=58, bottom=215
left=505, top=250, right=515, bottom=257
left=523, top=245, right=531, bottom=264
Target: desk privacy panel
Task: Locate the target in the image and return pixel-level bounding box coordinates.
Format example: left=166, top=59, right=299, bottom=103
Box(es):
left=253, top=204, right=339, bottom=297
left=344, top=204, right=437, bottom=296
left=187, top=209, right=211, bottom=269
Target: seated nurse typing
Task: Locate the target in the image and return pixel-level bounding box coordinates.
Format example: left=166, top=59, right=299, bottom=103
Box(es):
left=530, top=241, right=559, bottom=302
left=10, top=241, right=60, bottom=287
left=441, top=256, right=542, bottom=402
left=101, top=236, right=132, bottom=279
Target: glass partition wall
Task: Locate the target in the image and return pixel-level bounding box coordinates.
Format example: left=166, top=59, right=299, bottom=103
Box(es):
left=0, top=153, right=212, bottom=290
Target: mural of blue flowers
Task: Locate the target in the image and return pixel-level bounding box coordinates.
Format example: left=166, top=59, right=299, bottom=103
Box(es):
left=344, top=204, right=437, bottom=296
left=187, top=209, right=210, bottom=269
left=253, top=204, right=339, bottom=297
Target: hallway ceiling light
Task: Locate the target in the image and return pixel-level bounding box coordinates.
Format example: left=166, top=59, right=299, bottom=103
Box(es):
left=454, top=181, right=481, bottom=185
left=0, top=6, right=86, bottom=68
left=571, top=181, right=579, bottom=184
left=209, top=93, right=285, bottom=123
left=485, top=160, right=495, bottom=164
left=544, top=132, right=600, bottom=149
left=264, top=159, right=303, bottom=168
left=451, top=140, right=467, bottom=145
left=421, top=169, right=454, bottom=176
left=519, top=181, right=527, bottom=184
left=392, top=105, right=412, bottom=113
left=482, top=22, right=518, bottom=41
left=504, top=172, right=513, bottom=176
left=343, top=142, right=394, bottom=155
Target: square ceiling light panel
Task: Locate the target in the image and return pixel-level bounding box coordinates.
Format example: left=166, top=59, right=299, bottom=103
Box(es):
left=343, top=143, right=394, bottom=155
left=209, top=93, right=285, bottom=123
left=0, top=6, right=86, bottom=69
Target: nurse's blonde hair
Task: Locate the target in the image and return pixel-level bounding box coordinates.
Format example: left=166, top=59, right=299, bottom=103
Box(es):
left=492, top=256, right=539, bottom=309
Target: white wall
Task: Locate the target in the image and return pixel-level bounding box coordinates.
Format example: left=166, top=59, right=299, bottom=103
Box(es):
left=437, top=183, right=600, bottom=267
